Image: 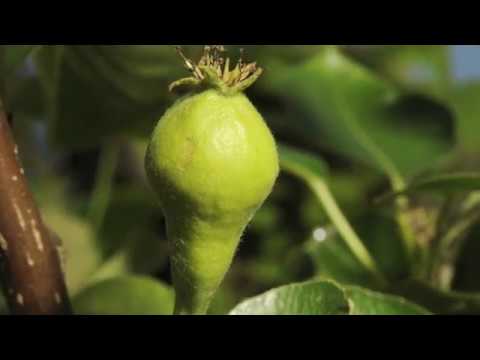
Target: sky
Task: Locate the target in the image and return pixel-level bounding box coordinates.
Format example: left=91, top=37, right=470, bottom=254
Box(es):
left=452, top=45, right=480, bottom=81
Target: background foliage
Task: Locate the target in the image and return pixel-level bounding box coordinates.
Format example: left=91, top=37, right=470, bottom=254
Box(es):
left=1, top=45, right=480, bottom=315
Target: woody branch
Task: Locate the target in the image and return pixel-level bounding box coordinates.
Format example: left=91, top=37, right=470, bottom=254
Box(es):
left=0, top=109, right=71, bottom=315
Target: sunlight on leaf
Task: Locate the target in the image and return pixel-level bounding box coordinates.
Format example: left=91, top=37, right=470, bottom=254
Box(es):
left=230, top=280, right=430, bottom=315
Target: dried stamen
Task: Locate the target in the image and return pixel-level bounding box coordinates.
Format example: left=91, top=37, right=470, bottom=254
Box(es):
left=169, top=45, right=263, bottom=95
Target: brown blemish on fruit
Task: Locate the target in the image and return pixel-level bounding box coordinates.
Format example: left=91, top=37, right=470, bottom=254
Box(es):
left=179, top=138, right=195, bottom=171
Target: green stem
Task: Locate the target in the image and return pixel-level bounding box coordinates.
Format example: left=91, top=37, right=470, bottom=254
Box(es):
left=396, top=197, right=419, bottom=264
left=87, top=139, right=120, bottom=233
left=334, top=85, right=417, bottom=268
left=349, top=120, right=417, bottom=267
left=308, top=178, right=388, bottom=287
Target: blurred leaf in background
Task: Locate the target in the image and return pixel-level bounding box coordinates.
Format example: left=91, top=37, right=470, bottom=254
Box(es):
left=451, top=82, right=480, bottom=155
left=0, top=45, right=39, bottom=104
left=31, top=177, right=102, bottom=295
left=73, top=276, right=174, bottom=315
left=263, top=46, right=453, bottom=183
left=34, top=46, right=198, bottom=149
left=344, top=45, right=452, bottom=102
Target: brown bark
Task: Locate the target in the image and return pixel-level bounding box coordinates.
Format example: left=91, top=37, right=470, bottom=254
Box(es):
left=0, top=110, right=71, bottom=315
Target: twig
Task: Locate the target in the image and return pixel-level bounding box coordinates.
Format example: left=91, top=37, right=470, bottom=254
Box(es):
left=0, top=110, right=71, bottom=315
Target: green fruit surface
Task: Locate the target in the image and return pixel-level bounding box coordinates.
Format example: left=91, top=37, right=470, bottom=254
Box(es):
left=146, top=89, right=279, bottom=314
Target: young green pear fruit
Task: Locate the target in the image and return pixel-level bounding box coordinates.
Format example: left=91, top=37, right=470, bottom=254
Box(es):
left=145, top=46, right=279, bottom=314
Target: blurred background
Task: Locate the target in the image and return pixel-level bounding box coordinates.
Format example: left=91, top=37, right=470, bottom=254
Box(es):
left=1, top=45, right=480, bottom=314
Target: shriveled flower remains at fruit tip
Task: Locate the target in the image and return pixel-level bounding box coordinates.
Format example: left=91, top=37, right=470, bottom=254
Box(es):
left=169, top=45, right=264, bottom=95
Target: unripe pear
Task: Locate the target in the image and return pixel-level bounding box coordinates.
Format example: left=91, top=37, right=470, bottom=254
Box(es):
left=145, top=46, right=279, bottom=314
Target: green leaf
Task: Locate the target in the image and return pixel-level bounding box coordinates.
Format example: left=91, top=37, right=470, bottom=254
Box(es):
left=73, top=276, right=174, bottom=315
left=248, top=45, right=326, bottom=68
left=33, top=177, right=103, bottom=295
left=34, top=45, right=188, bottom=149
left=269, top=46, right=451, bottom=182
left=80, top=139, right=168, bottom=284
left=344, top=286, right=431, bottom=315
left=2, top=46, right=38, bottom=74
left=229, top=280, right=430, bottom=315
left=229, top=281, right=349, bottom=315
left=7, top=45, right=37, bottom=71
left=0, top=45, right=39, bottom=104
left=391, top=279, right=480, bottom=315
left=345, top=45, right=452, bottom=102
left=42, top=205, right=102, bottom=296
left=34, top=45, right=65, bottom=140
left=66, top=45, right=189, bottom=104
left=7, top=76, right=45, bottom=119
left=451, top=82, right=480, bottom=152
left=378, top=173, right=480, bottom=203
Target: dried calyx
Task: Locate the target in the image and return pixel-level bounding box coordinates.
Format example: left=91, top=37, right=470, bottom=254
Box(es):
left=169, top=45, right=263, bottom=95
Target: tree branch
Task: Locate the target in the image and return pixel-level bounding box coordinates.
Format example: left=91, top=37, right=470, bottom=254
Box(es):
left=0, top=110, right=72, bottom=315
